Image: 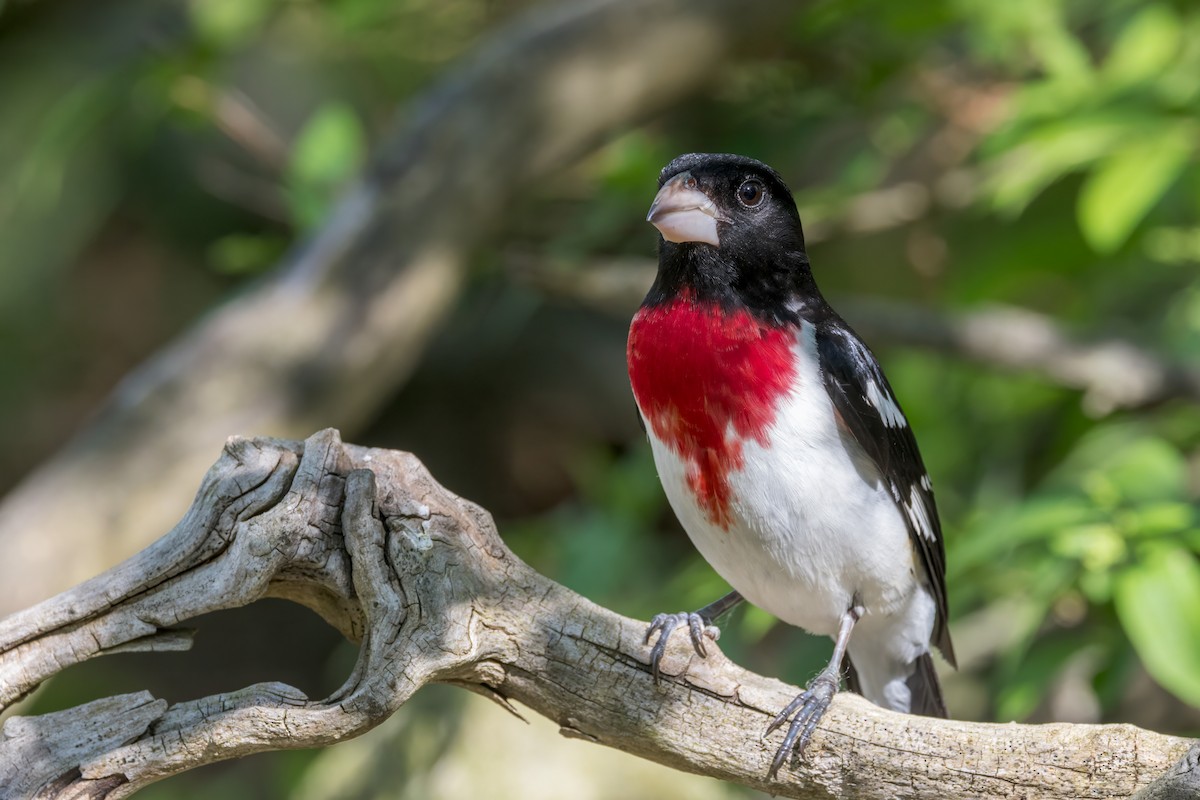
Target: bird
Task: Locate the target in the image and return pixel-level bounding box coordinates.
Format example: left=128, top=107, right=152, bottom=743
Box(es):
left=626, top=153, right=955, bottom=779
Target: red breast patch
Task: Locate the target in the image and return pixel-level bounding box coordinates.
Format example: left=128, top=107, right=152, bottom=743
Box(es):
left=627, top=294, right=798, bottom=528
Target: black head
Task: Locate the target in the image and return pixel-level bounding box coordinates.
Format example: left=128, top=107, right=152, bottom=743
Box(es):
left=645, top=153, right=816, bottom=318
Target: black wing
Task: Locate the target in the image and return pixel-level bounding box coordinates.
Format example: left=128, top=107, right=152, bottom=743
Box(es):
left=816, top=320, right=956, bottom=667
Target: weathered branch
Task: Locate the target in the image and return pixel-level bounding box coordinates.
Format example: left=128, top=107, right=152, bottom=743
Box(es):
left=514, top=255, right=1200, bottom=414
left=0, top=0, right=788, bottom=616
left=1, top=431, right=1193, bottom=799
left=1132, top=743, right=1200, bottom=800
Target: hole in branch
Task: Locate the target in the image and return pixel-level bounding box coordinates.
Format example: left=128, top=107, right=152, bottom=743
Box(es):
left=26, top=599, right=352, bottom=714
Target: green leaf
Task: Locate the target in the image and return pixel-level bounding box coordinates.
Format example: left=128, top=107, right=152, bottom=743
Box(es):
left=1121, top=503, right=1197, bottom=539
left=986, top=116, right=1136, bottom=215
left=287, top=104, right=365, bottom=228
left=1077, top=126, right=1193, bottom=253
left=1144, top=226, right=1200, bottom=264
left=1079, top=567, right=1114, bottom=604
left=207, top=233, right=285, bottom=275
left=954, top=498, right=1099, bottom=570
left=1101, top=437, right=1188, bottom=504
left=1053, top=427, right=1187, bottom=511
left=188, top=0, right=274, bottom=47
left=290, top=104, right=364, bottom=188
left=1029, top=15, right=1093, bottom=84
left=1103, top=5, right=1182, bottom=87
left=1114, top=547, right=1200, bottom=708
left=1051, top=523, right=1125, bottom=572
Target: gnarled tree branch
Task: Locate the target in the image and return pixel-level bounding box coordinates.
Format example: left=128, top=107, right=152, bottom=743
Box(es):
left=1, top=431, right=1194, bottom=799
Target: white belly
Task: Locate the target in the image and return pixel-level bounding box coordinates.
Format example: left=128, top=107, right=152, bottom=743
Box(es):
left=644, top=329, right=920, bottom=640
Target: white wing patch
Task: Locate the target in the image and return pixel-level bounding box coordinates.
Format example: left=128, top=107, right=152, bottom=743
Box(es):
left=905, top=484, right=936, bottom=543
left=865, top=380, right=907, bottom=428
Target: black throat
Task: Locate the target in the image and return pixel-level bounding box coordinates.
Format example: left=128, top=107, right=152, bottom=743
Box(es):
left=642, top=240, right=826, bottom=326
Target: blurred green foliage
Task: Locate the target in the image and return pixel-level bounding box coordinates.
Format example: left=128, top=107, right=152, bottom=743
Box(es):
left=287, top=102, right=365, bottom=228
left=2, top=0, right=1199, bottom=796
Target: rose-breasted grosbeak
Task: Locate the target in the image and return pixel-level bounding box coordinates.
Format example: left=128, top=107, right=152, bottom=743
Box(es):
left=627, top=153, right=955, bottom=778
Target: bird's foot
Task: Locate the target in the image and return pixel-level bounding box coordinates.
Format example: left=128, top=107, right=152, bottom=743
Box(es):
left=643, top=611, right=721, bottom=683
left=763, top=668, right=840, bottom=780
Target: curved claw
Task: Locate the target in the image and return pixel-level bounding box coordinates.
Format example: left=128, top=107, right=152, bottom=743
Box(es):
left=764, top=670, right=839, bottom=780
left=643, top=611, right=721, bottom=683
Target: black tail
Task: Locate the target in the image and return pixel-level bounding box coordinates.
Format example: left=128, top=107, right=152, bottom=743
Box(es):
left=907, top=652, right=947, bottom=717
left=842, top=652, right=948, bottom=718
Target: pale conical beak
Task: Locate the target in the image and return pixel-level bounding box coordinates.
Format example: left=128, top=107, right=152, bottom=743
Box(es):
left=646, top=172, right=725, bottom=246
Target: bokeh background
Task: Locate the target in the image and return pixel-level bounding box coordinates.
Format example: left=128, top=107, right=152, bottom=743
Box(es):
left=2, top=0, right=1198, bottom=797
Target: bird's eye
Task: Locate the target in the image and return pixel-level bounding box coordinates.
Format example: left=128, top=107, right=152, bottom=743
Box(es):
left=737, top=179, right=765, bottom=208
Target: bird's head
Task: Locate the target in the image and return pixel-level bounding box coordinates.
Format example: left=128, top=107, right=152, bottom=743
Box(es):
left=648, top=153, right=805, bottom=254
left=644, top=153, right=813, bottom=314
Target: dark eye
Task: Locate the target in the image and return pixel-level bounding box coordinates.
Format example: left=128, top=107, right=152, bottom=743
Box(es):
left=737, top=179, right=765, bottom=208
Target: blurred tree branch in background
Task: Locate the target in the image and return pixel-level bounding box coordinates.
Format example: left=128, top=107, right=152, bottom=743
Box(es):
left=0, top=0, right=787, bottom=615
left=513, top=255, right=1200, bottom=414
left=2, top=431, right=1196, bottom=799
